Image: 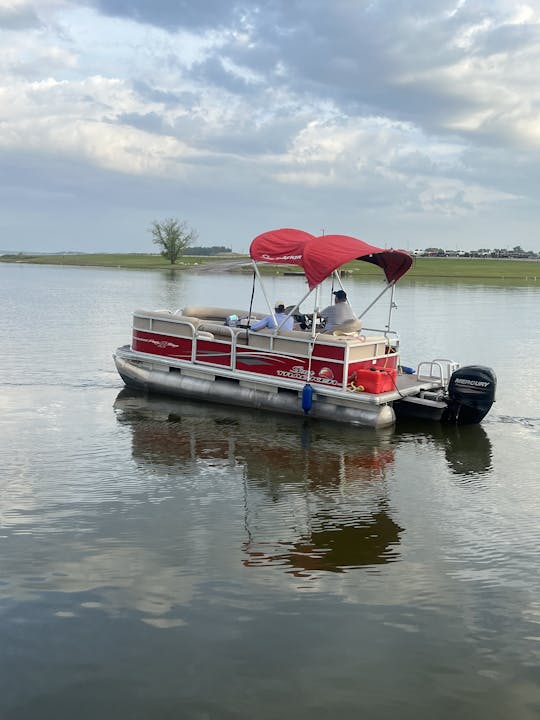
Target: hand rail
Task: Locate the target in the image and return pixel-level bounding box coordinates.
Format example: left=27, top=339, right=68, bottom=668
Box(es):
left=416, top=359, right=459, bottom=386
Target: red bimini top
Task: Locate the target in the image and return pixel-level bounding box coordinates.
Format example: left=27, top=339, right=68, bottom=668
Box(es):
left=250, top=228, right=413, bottom=290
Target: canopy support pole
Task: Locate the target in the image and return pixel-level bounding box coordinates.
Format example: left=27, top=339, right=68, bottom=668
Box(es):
left=278, top=285, right=316, bottom=332
left=252, top=261, right=317, bottom=332
left=252, top=261, right=278, bottom=325
left=358, top=282, right=395, bottom=322
left=386, top=282, right=397, bottom=333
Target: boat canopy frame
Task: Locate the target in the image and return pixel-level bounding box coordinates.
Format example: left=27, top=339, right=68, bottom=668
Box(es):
left=248, top=228, right=413, bottom=335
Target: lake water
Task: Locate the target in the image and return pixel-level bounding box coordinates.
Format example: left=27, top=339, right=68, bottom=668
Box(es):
left=1, top=263, right=539, bottom=719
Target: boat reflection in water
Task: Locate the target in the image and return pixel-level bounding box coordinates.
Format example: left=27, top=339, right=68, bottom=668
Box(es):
left=241, top=427, right=400, bottom=576
left=395, top=419, right=493, bottom=479
left=113, top=391, right=492, bottom=578
left=113, top=390, right=403, bottom=576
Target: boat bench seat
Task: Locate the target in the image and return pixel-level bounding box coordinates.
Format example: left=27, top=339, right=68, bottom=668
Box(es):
left=322, top=318, right=362, bottom=335
left=182, top=306, right=265, bottom=322
left=133, top=310, right=202, bottom=337
left=199, top=322, right=238, bottom=338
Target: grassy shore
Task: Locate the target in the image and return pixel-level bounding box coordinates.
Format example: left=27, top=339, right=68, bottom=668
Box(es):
left=1, top=252, right=539, bottom=281
left=0, top=252, right=198, bottom=269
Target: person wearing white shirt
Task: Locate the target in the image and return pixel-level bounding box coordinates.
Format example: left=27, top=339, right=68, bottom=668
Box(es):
left=251, top=302, right=294, bottom=331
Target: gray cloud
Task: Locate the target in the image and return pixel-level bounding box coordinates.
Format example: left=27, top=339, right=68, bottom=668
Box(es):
left=190, top=56, right=259, bottom=95
left=81, top=0, right=242, bottom=30
left=73, top=1, right=540, bottom=148
left=118, top=111, right=171, bottom=135
left=132, top=81, right=197, bottom=108
left=0, top=5, right=42, bottom=30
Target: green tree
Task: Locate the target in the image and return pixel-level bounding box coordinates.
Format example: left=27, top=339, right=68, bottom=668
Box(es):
left=149, top=218, right=198, bottom=264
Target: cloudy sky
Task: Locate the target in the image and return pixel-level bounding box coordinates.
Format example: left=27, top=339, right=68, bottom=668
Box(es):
left=1, top=0, right=540, bottom=253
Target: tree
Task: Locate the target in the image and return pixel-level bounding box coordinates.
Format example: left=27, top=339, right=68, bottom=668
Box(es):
left=149, top=218, right=198, bottom=264
left=190, top=245, right=232, bottom=256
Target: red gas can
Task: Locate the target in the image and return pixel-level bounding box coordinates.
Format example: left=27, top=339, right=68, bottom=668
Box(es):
left=352, top=367, right=397, bottom=394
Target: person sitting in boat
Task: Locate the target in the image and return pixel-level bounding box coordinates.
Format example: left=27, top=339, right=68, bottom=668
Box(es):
left=251, top=301, right=294, bottom=331
left=319, top=290, right=358, bottom=333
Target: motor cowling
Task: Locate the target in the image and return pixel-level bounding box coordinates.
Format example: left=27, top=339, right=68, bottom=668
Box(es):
left=444, top=365, right=497, bottom=425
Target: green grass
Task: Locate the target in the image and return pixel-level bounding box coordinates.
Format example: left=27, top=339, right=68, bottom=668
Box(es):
left=405, top=257, right=539, bottom=280
left=341, top=256, right=539, bottom=281
left=2, top=252, right=539, bottom=282
left=0, top=253, right=231, bottom=269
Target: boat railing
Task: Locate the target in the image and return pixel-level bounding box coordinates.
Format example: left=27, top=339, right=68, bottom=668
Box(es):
left=416, top=359, right=459, bottom=386
left=198, top=322, right=243, bottom=369
left=132, top=309, right=398, bottom=383
left=362, top=327, right=399, bottom=345
left=359, top=328, right=399, bottom=365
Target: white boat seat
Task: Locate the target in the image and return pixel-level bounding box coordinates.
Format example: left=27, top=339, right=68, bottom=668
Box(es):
left=182, top=306, right=264, bottom=322
left=133, top=310, right=202, bottom=336
left=323, top=318, right=362, bottom=335
left=199, top=322, right=238, bottom=337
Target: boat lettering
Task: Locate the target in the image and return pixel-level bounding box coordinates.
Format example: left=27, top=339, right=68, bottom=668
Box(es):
left=311, top=376, right=339, bottom=386
left=276, top=365, right=339, bottom=385
left=261, top=253, right=302, bottom=261
left=454, top=378, right=490, bottom=388
left=138, top=336, right=179, bottom=350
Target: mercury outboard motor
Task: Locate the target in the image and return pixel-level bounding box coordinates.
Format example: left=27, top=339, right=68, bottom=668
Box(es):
left=443, top=366, right=497, bottom=425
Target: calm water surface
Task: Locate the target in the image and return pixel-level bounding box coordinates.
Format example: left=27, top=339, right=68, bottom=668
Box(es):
left=1, top=264, right=539, bottom=719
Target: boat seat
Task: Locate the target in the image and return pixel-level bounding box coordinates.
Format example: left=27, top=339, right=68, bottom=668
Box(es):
left=322, top=318, right=362, bottom=335
left=133, top=310, right=202, bottom=336
left=152, top=315, right=202, bottom=337
left=182, top=306, right=264, bottom=322
left=135, top=308, right=200, bottom=321
left=272, top=328, right=377, bottom=346
left=199, top=322, right=237, bottom=337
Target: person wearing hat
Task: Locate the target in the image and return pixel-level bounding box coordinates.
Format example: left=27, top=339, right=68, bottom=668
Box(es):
left=251, top=301, right=294, bottom=331
left=319, top=290, right=358, bottom=332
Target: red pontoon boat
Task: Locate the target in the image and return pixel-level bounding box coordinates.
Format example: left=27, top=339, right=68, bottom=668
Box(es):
left=114, top=229, right=496, bottom=428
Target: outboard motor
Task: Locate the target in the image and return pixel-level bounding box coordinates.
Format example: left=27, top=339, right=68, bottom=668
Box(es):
left=444, top=366, right=497, bottom=425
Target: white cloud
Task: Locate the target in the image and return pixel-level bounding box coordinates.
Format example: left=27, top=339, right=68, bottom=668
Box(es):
left=1, top=0, right=539, bottom=251
left=0, top=75, right=205, bottom=175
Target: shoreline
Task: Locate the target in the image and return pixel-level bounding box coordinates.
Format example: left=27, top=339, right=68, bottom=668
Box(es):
left=1, top=252, right=539, bottom=282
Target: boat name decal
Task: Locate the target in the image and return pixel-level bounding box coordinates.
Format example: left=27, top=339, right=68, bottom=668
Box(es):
left=261, top=253, right=302, bottom=261
left=276, top=365, right=339, bottom=386
left=139, top=336, right=179, bottom=350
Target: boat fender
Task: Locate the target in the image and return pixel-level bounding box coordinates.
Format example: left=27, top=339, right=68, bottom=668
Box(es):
left=302, top=383, right=313, bottom=414
left=399, top=365, right=415, bottom=375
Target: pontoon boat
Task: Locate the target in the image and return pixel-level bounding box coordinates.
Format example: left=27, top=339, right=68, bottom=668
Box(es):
left=114, top=229, right=496, bottom=428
